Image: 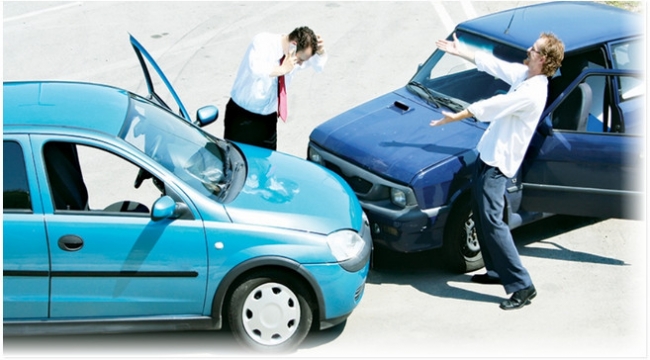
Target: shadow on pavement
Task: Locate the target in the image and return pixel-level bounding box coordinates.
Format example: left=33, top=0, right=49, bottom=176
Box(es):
left=366, top=215, right=625, bottom=304
left=299, top=320, right=347, bottom=350
left=4, top=324, right=345, bottom=356
left=2, top=329, right=246, bottom=357
left=369, top=215, right=617, bottom=274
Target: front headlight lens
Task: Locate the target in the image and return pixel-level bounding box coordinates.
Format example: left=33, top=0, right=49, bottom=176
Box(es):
left=391, top=188, right=407, bottom=207
left=327, top=230, right=364, bottom=262
left=308, top=147, right=324, bottom=165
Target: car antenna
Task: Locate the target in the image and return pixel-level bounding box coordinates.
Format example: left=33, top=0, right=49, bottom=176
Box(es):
left=503, top=7, right=518, bottom=34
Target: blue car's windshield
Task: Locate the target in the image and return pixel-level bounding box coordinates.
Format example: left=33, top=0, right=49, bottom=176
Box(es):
left=409, top=30, right=527, bottom=109
left=120, top=95, right=229, bottom=199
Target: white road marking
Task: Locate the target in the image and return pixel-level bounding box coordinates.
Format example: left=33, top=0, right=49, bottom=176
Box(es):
left=3, top=2, right=82, bottom=23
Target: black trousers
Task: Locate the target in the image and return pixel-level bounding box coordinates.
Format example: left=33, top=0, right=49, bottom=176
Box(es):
left=223, top=99, right=278, bottom=151
left=471, top=159, right=532, bottom=294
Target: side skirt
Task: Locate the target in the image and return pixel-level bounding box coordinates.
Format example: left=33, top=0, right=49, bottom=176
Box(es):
left=3, top=315, right=219, bottom=336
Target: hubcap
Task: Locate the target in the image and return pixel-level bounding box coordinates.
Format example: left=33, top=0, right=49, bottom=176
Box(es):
left=464, top=212, right=480, bottom=253
left=242, top=282, right=300, bottom=346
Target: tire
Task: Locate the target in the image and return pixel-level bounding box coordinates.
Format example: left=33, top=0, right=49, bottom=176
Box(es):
left=442, top=199, right=485, bottom=273
left=227, top=269, right=313, bottom=353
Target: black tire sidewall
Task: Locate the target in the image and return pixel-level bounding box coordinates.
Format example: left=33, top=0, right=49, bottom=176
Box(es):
left=227, top=270, right=313, bottom=353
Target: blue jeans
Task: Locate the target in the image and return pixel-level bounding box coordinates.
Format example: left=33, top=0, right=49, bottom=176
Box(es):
left=472, top=159, right=532, bottom=294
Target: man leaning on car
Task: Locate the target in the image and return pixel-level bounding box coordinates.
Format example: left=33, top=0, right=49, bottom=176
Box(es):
left=430, top=32, right=565, bottom=310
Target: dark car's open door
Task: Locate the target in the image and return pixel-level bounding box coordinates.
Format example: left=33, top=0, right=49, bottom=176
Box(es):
left=521, top=69, right=645, bottom=220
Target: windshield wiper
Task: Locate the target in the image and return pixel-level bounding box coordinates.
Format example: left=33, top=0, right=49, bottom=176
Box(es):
left=430, top=96, right=466, bottom=113
left=407, top=81, right=466, bottom=113
left=407, top=81, right=439, bottom=108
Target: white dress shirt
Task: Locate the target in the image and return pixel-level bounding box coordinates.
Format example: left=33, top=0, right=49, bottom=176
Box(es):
left=468, top=51, right=548, bottom=178
left=230, top=32, right=328, bottom=116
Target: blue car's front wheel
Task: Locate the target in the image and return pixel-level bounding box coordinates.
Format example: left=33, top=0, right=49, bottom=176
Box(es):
left=227, top=269, right=314, bottom=353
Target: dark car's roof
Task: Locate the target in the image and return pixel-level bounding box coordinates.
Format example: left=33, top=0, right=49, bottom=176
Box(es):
left=3, top=81, right=130, bottom=136
left=458, top=1, right=643, bottom=53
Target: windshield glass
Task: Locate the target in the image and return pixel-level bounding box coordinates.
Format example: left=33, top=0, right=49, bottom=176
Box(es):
left=410, top=30, right=527, bottom=107
left=120, top=95, right=230, bottom=201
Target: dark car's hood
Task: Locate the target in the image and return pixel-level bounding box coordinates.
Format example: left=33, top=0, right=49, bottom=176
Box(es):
left=310, top=87, right=486, bottom=184
left=225, top=145, right=363, bottom=235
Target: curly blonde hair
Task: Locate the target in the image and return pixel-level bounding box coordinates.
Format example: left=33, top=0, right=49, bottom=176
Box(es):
left=538, top=32, right=565, bottom=77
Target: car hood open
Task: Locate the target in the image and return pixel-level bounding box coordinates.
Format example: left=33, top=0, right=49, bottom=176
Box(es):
left=224, top=145, right=363, bottom=235
left=310, top=87, right=486, bottom=185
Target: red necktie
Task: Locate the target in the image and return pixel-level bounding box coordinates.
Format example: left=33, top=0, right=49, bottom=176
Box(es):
left=278, top=56, right=288, bottom=122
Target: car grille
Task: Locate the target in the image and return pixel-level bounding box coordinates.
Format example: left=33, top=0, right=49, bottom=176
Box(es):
left=325, top=161, right=373, bottom=194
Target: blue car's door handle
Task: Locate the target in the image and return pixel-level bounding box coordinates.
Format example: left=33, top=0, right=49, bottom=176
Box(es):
left=58, top=235, right=84, bottom=251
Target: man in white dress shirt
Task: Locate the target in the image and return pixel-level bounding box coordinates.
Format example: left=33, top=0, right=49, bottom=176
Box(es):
left=431, top=32, right=564, bottom=310
left=224, top=26, right=327, bottom=151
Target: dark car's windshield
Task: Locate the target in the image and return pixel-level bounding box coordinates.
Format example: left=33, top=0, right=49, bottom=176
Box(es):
left=120, top=95, right=232, bottom=200
left=409, top=30, right=527, bottom=109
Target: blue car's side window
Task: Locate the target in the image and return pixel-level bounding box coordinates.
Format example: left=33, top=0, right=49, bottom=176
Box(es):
left=3, top=141, right=32, bottom=211
left=43, top=141, right=165, bottom=215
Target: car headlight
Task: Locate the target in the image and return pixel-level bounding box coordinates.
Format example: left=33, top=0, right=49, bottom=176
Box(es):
left=391, top=188, right=407, bottom=208
left=326, top=229, right=371, bottom=272
left=308, top=146, right=324, bottom=165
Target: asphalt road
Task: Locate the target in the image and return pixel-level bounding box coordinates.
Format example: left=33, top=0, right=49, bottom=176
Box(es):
left=2, top=1, right=647, bottom=358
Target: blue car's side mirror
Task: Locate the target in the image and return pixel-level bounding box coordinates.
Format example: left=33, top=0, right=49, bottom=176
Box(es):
left=151, top=195, right=191, bottom=221
left=195, top=105, right=219, bottom=127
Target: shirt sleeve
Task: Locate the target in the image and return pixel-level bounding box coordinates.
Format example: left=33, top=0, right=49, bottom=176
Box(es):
left=306, top=52, right=328, bottom=72
left=475, top=51, right=528, bottom=86
left=285, top=51, right=328, bottom=87
left=468, top=85, right=537, bottom=123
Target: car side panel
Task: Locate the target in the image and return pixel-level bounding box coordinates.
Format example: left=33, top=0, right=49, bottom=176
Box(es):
left=3, top=136, right=50, bottom=320
left=522, top=130, right=643, bottom=219
left=3, top=214, right=50, bottom=319
left=45, top=214, right=209, bottom=318
left=26, top=135, right=211, bottom=319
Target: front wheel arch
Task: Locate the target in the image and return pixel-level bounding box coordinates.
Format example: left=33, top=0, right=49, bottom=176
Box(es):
left=211, top=258, right=323, bottom=331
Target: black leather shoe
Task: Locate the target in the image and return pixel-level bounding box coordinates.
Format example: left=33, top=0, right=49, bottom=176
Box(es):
left=500, top=285, right=537, bottom=310
left=471, top=273, right=501, bottom=285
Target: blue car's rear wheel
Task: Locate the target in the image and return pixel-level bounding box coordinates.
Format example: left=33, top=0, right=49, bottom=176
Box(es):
left=227, top=270, right=313, bottom=353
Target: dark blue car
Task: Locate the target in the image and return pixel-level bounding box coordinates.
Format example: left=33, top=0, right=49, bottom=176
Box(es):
left=307, top=2, right=644, bottom=272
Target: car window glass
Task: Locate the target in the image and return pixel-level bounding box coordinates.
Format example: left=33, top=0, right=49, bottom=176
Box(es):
left=415, top=31, right=522, bottom=105
left=3, top=141, right=32, bottom=211
left=120, top=95, right=229, bottom=201
left=44, top=141, right=164, bottom=214
left=611, top=39, right=643, bottom=71
left=611, top=39, right=644, bottom=101
left=612, top=73, right=645, bottom=135
left=550, top=73, right=643, bottom=135
left=550, top=73, right=604, bottom=133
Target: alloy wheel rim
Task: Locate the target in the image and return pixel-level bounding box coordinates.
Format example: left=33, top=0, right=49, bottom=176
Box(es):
left=464, top=213, right=481, bottom=254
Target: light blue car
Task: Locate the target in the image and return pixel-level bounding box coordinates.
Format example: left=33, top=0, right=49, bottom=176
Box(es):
left=3, top=35, right=371, bottom=353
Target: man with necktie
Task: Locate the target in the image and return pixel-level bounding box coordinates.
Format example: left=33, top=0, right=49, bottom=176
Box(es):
left=224, top=26, right=327, bottom=151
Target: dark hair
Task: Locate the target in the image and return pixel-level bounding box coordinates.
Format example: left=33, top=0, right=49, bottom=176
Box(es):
left=289, top=26, right=318, bottom=55
left=539, top=32, right=565, bottom=77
